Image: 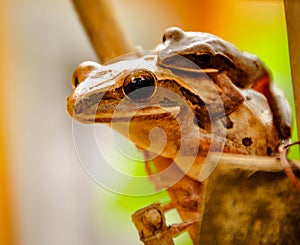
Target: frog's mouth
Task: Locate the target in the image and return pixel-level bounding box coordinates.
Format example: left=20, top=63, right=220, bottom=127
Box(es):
left=98, top=106, right=181, bottom=123
left=67, top=97, right=180, bottom=124
left=67, top=88, right=181, bottom=124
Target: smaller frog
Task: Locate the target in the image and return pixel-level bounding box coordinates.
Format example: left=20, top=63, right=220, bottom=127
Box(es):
left=157, top=27, right=292, bottom=140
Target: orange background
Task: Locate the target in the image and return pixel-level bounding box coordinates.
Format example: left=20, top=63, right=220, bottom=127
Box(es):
left=1, top=0, right=13, bottom=243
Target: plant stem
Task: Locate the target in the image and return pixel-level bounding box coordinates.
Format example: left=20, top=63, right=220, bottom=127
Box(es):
left=72, top=0, right=135, bottom=63
left=284, top=0, right=300, bottom=145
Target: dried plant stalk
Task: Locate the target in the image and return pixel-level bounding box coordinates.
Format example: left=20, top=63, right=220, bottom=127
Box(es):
left=213, top=152, right=300, bottom=171
left=72, top=0, right=134, bottom=63
left=284, top=0, right=300, bottom=142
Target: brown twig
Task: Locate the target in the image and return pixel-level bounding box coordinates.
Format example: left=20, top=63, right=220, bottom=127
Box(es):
left=284, top=0, right=300, bottom=144
left=72, top=0, right=135, bottom=63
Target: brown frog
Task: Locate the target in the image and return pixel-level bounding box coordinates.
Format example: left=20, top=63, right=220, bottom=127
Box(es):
left=67, top=28, right=292, bottom=244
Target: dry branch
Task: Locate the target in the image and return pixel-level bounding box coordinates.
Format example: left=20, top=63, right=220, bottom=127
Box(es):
left=213, top=152, right=300, bottom=171
left=72, top=0, right=134, bottom=63
left=284, top=0, right=300, bottom=142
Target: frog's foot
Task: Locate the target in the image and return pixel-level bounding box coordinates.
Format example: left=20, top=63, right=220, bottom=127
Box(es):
left=132, top=202, right=200, bottom=245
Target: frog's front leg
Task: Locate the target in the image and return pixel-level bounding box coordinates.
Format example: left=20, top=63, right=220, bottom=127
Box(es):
left=252, top=74, right=292, bottom=140
left=166, top=174, right=205, bottom=244
left=218, top=45, right=292, bottom=140
left=142, top=154, right=206, bottom=244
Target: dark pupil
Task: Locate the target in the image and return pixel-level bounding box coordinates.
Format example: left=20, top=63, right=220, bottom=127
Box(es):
left=184, top=53, right=212, bottom=68
left=123, top=71, right=156, bottom=100
left=195, top=54, right=212, bottom=64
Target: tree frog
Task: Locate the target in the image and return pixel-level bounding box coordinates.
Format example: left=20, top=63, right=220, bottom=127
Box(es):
left=157, top=27, right=292, bottom=141
left=67, top=27, right=292, bottom=244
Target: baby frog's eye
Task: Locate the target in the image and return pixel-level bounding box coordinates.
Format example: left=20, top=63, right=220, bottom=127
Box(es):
left=183, top=52, right=213, bottom=69
left=162, top=27, right=184, bottom=43
left=122, top=70, right=157, bottom=101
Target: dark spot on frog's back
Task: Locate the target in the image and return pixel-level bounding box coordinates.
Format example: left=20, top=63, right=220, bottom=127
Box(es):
left=242, top=137, right=253, bottom=147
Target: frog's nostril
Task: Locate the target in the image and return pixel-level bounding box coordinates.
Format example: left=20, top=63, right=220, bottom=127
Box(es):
left=162, top=27, right=184, bottom=43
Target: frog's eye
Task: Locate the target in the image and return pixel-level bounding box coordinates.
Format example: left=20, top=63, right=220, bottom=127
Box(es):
left=162, top=27, right=184, bottom=43
left=123, top=70, right=157, bottom=100
left=187, top=53, right=213, bottom=68
left=194, top=53, right=213, bottom=65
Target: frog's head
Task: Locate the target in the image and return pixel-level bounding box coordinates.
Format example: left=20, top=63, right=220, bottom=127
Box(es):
left=67, top=49, right=245, bottom=134
left=67, top=53, right=219, bottom=159
left=66, top=54, right=211, bottom=126
left=157, top=27, right=269, bottom=88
